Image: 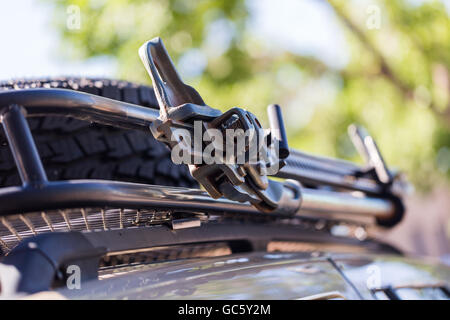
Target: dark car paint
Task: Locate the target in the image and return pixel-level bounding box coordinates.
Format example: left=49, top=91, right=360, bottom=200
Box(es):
left=56, top=251, right=449, bottom=300
left=332, top=253, right=450, bottom=299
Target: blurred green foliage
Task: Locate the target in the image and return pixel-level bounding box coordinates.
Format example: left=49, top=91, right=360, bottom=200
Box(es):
left=49, top=0, right=450, bottom=190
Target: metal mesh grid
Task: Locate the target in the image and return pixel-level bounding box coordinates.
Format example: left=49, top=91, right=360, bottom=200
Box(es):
left=0, top=208, right=172, bottom=255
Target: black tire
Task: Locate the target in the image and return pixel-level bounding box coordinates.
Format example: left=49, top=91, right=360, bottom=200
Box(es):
left=0, top=77, right=198, bottom=188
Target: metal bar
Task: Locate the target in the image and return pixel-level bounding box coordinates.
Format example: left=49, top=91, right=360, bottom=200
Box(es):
left=119, top=208, right=124, bottom=229
left=59, top=209, right=72, bottom=231
left=277, top=148, right=385, bottom=194
left=81, top=208, right=90, bottom=231
left=100, top=209, right=107, bottom=230
left=300, top=188, right=393, bottom=217
left=0, top=237, right=10, bottom=251
left=0, top=104, right=47, bottom=185
left=267, top=104, right=289, bottom=159
left=41, top=211, right=54, bottom=232
left=348, top=124, right=371, bottom=164
left=0, top=89, right=159, bottom=131
left=0, top=180, right=257, bottom=216
left=288, top=148, right=362, bottom=174
left=0, top=180, right=395, bottom=221
left=19, top=214, right=37, bottom=236
left=278, top=163, right=382, bottom=195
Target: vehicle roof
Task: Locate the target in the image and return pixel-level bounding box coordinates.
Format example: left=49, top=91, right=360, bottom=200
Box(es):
left=53, top=251, right=449, bottom=300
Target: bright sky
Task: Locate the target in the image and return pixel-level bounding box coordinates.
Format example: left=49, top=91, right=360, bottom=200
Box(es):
left=0, top=0, right=448, bottom=80
left=248, top=0, right=349, bottom=69
left=0, top=0, right=350, bottom=80
left=0, top=0, right=116, bottom=79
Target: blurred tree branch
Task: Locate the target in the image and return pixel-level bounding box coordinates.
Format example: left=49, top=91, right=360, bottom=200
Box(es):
left=328, top=0, right=450, bottom=124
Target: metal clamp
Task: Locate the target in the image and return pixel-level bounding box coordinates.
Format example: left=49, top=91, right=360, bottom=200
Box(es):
left=139, top=38, right=300, bottom=215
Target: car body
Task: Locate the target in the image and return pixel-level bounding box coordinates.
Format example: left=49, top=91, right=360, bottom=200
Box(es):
left=42, top=251, right=449, bottom=300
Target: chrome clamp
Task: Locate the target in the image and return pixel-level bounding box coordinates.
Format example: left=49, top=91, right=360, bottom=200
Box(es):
left=139, top=38, right=301, bottom=215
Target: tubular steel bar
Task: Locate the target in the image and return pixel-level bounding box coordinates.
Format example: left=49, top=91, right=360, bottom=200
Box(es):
left=300, top=188, right=393, bottom=218
left=0, top=89, right=159, bottom=131
left=267, top=104, right=289, bottom=159
left=0, top=104, right=48, bottom=185
left=277, top=149, right=384, bottom=195
left=0, top=180, right=395, bottom=221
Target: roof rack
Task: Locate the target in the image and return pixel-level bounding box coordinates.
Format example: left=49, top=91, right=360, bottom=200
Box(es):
left=0, top=86, right=406, bottom=295
left=0, top=90, right=403, bottom=226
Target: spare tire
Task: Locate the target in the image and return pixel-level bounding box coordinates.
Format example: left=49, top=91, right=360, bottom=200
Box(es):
left=0, top=77, right=198, bottom=188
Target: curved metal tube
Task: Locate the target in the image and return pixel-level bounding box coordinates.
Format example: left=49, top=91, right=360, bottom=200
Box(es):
left=0, top=89, right=159, bottom=130
left=0, top=180, right=394, bottom=220
left=0, top=180, right=258, bottom=216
